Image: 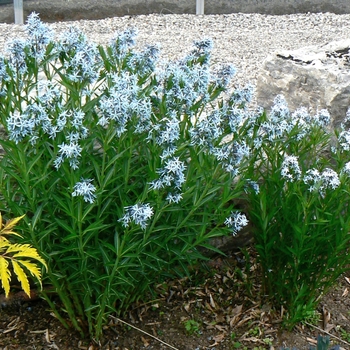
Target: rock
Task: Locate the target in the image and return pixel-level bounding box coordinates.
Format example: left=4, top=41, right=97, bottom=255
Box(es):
left=207, top=226, right=253, bottom=256
left=256, top=39, right=350, bottom=127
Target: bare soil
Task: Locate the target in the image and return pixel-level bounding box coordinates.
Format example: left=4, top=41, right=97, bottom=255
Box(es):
left=0, top=249, right=350, bottom=350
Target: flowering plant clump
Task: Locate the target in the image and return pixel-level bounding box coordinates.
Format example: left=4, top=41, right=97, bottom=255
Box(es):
left=241, top=95, right=350, bottom=327
left=0, top=13, right=250, bottom=339
left=2, top=13, right=350, bottom=338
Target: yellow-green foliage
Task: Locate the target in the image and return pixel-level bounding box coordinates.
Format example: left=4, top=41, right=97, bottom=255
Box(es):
left=0, top=213, right=47, bottom=297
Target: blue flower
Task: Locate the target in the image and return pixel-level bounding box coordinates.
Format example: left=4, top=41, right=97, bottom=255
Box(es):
left=71, top=110, right=85, bottom=129
left=245, top=180, right=260, bottom=195
left=270, top=95, right=290, bottom=122
left=37, top=80, right=61, bottom=107
left=58, top=27, right=100, bottom=83
left=159, top=54, right=211, bottom=113
left=225, top=212, right=248, bottom=236
left=134, top=98, right=152, bottom=134
left=98, top=73, right=140, bottom=135
left=338, top=130, right=350, bottom=151
left=281, top=155, right=301, bottom=182
left=304, top=168, right=340, bottom=194
left=190, top=38, right=213, bottom=64
left=320, top=168, right=340, bottom=191
left=314, top=109, right=331, bottom=128
left=6, top=39, right=28, bottom=74
left=7, top=111, right=35, bottom=143
left=229, top=84, right=254, bottom=107
left=149, top=157, right=186, bottom=194
left=153, top=111, right=180, bottom=146
left=119, top=203, right=153, bottom=230
left=25, top=12, right=54, bottom=61
left=190, top=110, right=223, bottom=147
left=111, top=28, right=138, bottom=59
left=341, top=162, right=350, bottom=177
left=128, top=44, right=160, bottom=75
left=54, top=142, right=82, bottom=169
left=56, top=111, right=68, bottom=131
left=72, top=178, right=96, bottom=203
left=166, top=192, right=183, bottom=204
left=304, top=168, right=321, bottom=192
left=193, top=38, right=213, bottom=55
left=0, top=56, right=10, bottom=82
left=215, top=64, right=237, bottom=88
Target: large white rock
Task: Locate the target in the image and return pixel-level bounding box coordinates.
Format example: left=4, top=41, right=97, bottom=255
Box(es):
left=256, top=39, right=350, bottom=127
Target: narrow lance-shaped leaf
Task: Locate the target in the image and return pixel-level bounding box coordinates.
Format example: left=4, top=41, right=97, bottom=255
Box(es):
left=12, top=260, right=30, bottom=297
left=0, top=256, right=11, bottom=297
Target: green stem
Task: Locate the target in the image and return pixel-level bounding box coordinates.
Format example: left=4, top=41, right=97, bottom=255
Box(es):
left=94, top=230, right=128, bottom=339
left=45, top=270, right=85, bottom=336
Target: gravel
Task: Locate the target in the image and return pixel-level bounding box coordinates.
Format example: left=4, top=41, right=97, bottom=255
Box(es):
left=1, top=12, right=350, bottom=88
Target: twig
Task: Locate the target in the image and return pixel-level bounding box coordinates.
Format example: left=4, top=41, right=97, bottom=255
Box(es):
left=304, top=321, right=350, bottom=347
left=109, top=315, right=180, bottom=350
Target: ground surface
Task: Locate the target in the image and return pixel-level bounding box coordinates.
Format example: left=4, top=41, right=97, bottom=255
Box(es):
left=0, top=250, right=350, bottom=350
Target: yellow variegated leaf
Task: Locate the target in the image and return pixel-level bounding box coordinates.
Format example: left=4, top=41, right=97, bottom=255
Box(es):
left=12, top=260, right=30, bottom=297
left=0, top=214, right=25, bottom=238
left=0, top=256, right=11, bottom=297
left=6, top=244, right=47, bottom=269
left=0, top=230, right=22, bottom=238
left=0, top=214, right=47, bottom=298
left=1, top=214, right=25, bottom=232
left=0, top=236, right=10, bottom=245
left=0, top=239, right=10, bottom=251
left=17, top=260, right=42, bottom=288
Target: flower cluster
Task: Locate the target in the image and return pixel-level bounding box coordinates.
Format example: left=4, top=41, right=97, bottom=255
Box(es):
left=215, top=64, right=237, bottom=88
left=54, top=142, right=82, bottom=170
left=111, top=28, right=138, bottom=60
left=25, top=12, right=54, bottom=61
left=190, top=110, right=223, bottom=147
left=6, top=39, right=28, bottom=75
left=281, top=155, right=301, bottom=182
left=229, top=84, right=254, bottom=108
left=342, top=162, right=350, bottom=177
left=224, top=212, right=249, bottom=236
left=72, top=178, right=96, bottom=203
left=303, top=168, right=340, bottom=194
left=338, top=129, right=350, bottom=151
left=153, top=39, right=215, bottom=117
left=255, top=95, right=331, bottom=144
left=7, top=110, right=35, bottom=143
left=150, top=111, right=180, bottom=150
left=58, top=26, right=100, bottom=83
left=0, top=56, right=10, bottom=82
left=119, top=203, right=154, bottom=230
left=245, top=180, right=260, bottom=195
left=149, top=157, right=186, bottom=203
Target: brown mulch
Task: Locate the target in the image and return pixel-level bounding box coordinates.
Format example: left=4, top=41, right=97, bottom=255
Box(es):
left=1, top=249, right=350, bottom=349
